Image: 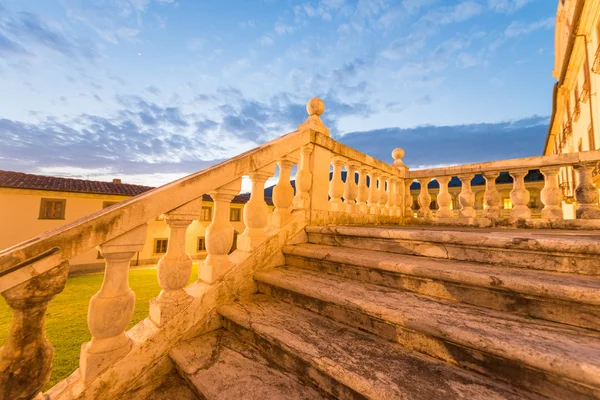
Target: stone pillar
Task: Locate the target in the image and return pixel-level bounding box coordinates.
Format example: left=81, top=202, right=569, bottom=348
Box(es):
left=329, top=156, right=347, bottom=212
left=367, top=171, right=381, bottom=215
left=574, top=162, right=600, bottom=219
left=436, top=176, right=453, bottom=218
left=238, top=166, right=276, bottom=251
left=292, top=144, right=314, bottom=210
left=417, top=178, right=431, bottom=218
left=540, top=166, right=564, bottom=221
left=386, top=177, right=397, bottom=216
left=458, top=174, right=476, bottom=219
left=378, top=174, right=389, bottom=215
left=483, top=172, right=501, bottom=220
left=509, top=169, right=532, bottom=220
left=200, top=179, right=242, bottom=283
left=395, top=179, right=405, bottom=217
left=343, top=161, right=360, bottom=213
left=80, top=224, right=147, bottom=383
left=356, top=166, right=371, bottom=214
left=404, top=180, right=413, bottom=218
left=272, top=157, right=297, bottom=227
left=0, top=261, right=69, bottom=400
left=149, top=199, right=201, bottom=327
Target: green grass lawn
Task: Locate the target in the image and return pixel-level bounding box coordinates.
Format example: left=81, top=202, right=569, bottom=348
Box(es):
left=0, top=264, right=199, bottom=391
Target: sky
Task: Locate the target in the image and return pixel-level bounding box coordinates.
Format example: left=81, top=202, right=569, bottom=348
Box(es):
left=0, top=0, right=557, bottom=188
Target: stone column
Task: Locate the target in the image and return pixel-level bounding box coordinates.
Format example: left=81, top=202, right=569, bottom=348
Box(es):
left=80, top=224, right=147, bottom=383
left=395, top=179, right=405, bottom=217
left=458, top=174, right=476, bottom=219
left=356, top=166, right=371, bottom=214
left=0, top=262, right=69, bottom=400
left=272, top=157, right=297, bottom=227
left=386, top=177, right=397, bottom=216
left=417, top=178, right=431, bottom=218
left=367, top=171, right=381, bottom=215
left=200, top=178, right=242, bottom=283
left=378, top=174, right=389, bottom=215
left=404, top=180, right=413, bottom=218
left=540, top=166, right=564, bottom=221
left=292, top=144, right=314, bottom=210
left=343, top=161, right=360, bottom=213
left=509, top=169, right=532, bottom=220
left=574, top=162, right=600, bottom=219
left=149, top=199, right=201, bottom=327
left=436, top=176, right=453, bottom=218
left=238, top=166, right=276, bottom=251
left=483, top=172, right=501, bottom=220
left=328, top=156, right=347, bottom=212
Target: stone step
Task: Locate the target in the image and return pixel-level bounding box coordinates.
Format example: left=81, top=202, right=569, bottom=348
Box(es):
left=255, top=267, right=600, bottom=400
left=306, top=226, right=600, bottom=275
left=218, top=296, right=535, bottom=400
left=283, top=243, right=600, bottom=330
left=170, top=330, right=329, bottom=400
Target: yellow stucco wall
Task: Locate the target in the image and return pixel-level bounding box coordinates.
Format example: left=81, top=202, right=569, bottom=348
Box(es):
left=0, top=187, right=256, bottom=273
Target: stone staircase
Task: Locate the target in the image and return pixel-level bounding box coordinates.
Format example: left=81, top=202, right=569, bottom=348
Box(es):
left=166, top=226, right=600, bottom=400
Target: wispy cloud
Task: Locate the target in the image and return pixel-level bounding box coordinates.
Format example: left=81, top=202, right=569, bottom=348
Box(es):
left=505, top=17, right=554, bottom=37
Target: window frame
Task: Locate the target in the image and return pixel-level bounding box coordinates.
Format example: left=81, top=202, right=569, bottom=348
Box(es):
left=39, top=198, right=66, bottom=220
left=229, top=207, right=241, bottom=222
left=200, top=206, right=212, bottom=221
left=197, top=237, right=206, bottom=252
left=153, top=238, right=168, bottom=254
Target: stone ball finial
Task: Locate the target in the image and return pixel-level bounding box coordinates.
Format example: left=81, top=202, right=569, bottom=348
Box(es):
left=392, top=148, right=405, bottom=160
left=306, top=97, right=325, bottom=116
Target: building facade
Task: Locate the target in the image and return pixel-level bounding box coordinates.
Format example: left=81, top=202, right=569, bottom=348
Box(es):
left=0, top=170, right=269, bottom=274
left=546, top=0, right=600, bottom=211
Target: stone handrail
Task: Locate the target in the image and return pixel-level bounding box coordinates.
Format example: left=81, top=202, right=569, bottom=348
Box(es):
left=0, top=98, right=407, bottom=400
left=406, top=150, right=600, bottom=223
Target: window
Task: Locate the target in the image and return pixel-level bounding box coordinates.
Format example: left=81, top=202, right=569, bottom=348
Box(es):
left=230, top=207, right=241, bottom=221
left=200, top=206, right=212, bottom=221
left=102, top=201, right=118, bottom=208
left=197, top=237, right=206, bottom=251
left=503, top=198, right=513, bottom=210
left=154, top=238, right=168, bottom=254
left=39, top=198, right=66, bottom=219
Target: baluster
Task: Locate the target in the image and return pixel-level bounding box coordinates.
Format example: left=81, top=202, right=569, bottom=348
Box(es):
left=574, top=162, right=600, bottom=219
left=343, top=161, right=360, bottom=213
left=395, top=179, right=404, bottom=217
left=417, top=178, right=431, bottom=218
left=404, top=180, right=413, bottom=218
left=378, top=173, right=389, bottom=215
left=329, top=156, right=347, bottom=211
left=0, top=261, right=69, bottom=399
left=483, top=172, right=501, bottom=220
left=386, top=176, right=397, bottom=216
left=509, top=169, right=532, bottom=220
left=368, top=171, right=381, bottom=214
left=272, top=156, right=297, bottom=227
left=458, top=174, right=476, bottom=219
left=80, top=224, right=147, bottom=383
left=200, top=178, right=242, bottom=283
left=540, top=167, right=564, bottom=220
left=150, top=199, right=201, bottom=327
left=436, top=176, right=453, bottom=218
left=292, top=144, right=314, bottom=210
left=356, top=166, right=371, bottom=214
left=239, top=166, right=276, bottom=251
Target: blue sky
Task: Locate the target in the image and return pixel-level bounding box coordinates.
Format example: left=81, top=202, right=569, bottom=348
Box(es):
left=0, top=0, right=556, bottom=187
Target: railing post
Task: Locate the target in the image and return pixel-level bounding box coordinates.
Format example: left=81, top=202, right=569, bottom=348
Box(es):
left=386, top=176, right=397, bottom=216
left=417, top=178, right=431, bottom=218
left=0, top=261, right=69, bottom=400
left=272, top=157, right=297, bottom=227
left=368, top=171, right=381, bottom=215
left=457, top=174, right=476, bottom=220
left=343, top=161, right=360, bottom=213
left=292, top=144, right=314, bottom=210
left=574, top=162, right=600, bottom=219
left=540, top=166, right=564, bottom=221
left=395, top=179, right=405, bottom=217
left=239, top=166, right=276, bottom=251
left=200, top=179, right=242, bottom=283
left=80, top=224, right=147, bottom=383
left=404, top=180, right=413, bottom=218
left=483, top=172, right=501, bottom=220
left=509, top=169, right=532, bottom=220
left=436, top=176, right=453, bottom=218
left=356, top=166, right=371, bottom=214
left=378, top=173, right=389, bottom=215
left=329, top=156, right=347, bottom=212
left=392, top=148, right=408, bottom=218
left=149, top=200, right=201, bottom=327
